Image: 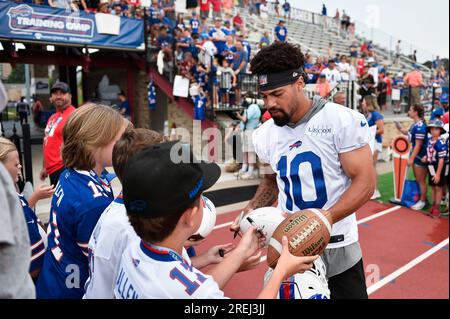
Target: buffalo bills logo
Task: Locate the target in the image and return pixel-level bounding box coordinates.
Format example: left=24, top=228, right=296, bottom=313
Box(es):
left=7, top=5, right=32, bottom=18
left=289, top=140, right=302, bottom=151
left=129, top=200, right=147, bottom=212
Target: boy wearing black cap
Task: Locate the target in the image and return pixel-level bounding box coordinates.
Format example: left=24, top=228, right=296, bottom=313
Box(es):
left=115, top=142, right=317, bottom=299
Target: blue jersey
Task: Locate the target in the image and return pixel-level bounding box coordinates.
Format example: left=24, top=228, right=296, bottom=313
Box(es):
left=426, top=138, right=447, bottom=164
left=148, top=6, right=163, bottom=25
left=275, top=25, right=287, bottom=42
left=36, top=169, right=114, bottom=299
left=18, top=194, right=46, bottom=273
left=190, top=18, right=200, bottom=34
left=242, top=40, right=251, bottom=58
left=431, top=107, right=445, bottom=121
left=409, top=120, right=428, bottom=158
left=223, top=44, right=236, bottom=64
left=366, top=111, right=384, bottom=143
left=209, top=27, right=226, bottom=54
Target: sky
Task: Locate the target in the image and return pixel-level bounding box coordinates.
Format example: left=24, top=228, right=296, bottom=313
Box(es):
left=289, top=0, right=449, bottom=61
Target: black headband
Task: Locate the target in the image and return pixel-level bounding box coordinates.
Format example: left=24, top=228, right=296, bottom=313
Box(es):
left=257, top=68, right=306, bottom=91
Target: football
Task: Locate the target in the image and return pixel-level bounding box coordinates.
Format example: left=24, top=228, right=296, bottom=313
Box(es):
left=267, top=209, right=332, bottom=268
left=239, top=207, right=286, bottom=247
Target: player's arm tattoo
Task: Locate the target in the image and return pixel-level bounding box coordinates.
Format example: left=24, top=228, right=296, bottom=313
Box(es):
left=245, top=173, right=278, bottom=211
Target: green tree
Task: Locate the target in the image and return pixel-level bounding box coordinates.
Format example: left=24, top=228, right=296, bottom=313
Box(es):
left=6, top=64, right=25, bottom=83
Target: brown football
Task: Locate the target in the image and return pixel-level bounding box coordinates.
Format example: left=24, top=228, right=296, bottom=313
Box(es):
left=267, top=209, right=332, bottom=268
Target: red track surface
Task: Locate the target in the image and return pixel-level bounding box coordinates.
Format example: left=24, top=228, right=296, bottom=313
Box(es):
left=196, top=201, right=449, bottom=299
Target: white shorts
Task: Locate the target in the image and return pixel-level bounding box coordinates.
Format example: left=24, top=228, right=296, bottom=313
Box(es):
left=374, top=142, right=382, bottom=153
left=241, top=129, right=255, bottom=153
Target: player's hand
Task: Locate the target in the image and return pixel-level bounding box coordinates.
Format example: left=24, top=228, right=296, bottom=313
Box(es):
left=275, top=236, right=319, bottom=279
left=39, top=168, right=48, bottom=181
left=432, top=174, right=441, bottom=184
left=33, top=184, right=55, bottom=201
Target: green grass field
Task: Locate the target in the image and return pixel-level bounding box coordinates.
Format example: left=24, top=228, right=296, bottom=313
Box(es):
left=377, top=170, right=447, bottom=214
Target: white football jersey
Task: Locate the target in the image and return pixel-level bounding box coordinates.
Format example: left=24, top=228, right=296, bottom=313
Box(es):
left=253, top=102, right=370, bottom=249
left=114, top=242, right=226, bottom=299
left=84, top=196, right=139, bottom=299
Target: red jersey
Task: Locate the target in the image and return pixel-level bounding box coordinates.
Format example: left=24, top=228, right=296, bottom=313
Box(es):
left=211, top=0, right=221, bottom=12
left=385, top=77, right=392, bottom=95
left=357, top=58, right=365, bottom=76
left=233, top=14, right=243, bottom=26
left=200, top=0, right=210, bottom=11
left=43, top=105, right=76, bottom=174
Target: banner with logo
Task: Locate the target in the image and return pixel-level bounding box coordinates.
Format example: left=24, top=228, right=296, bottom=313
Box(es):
left=0, top=1, right=145, bottom=51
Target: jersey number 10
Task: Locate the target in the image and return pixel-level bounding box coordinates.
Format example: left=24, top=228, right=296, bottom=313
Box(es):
left=277, top=152, right=328, bottom=210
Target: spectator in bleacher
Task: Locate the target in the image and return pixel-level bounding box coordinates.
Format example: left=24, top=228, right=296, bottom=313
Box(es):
left=281, top=0, right=291, bottom=20
left=223, top=20, right=235, bottom=35
left=200, top=0, right=210, bottom=19
left=412, top=50, right=418, bottom=63
left=199, top=16, right=209, bottom=34
left=385, top=72, right=393, bottom=108
left=338, top=55, right=351, bottom=83
left=223, top=35, right=236, bottom=64
left=321, top=59, right=341, bottom=87
left=395, top=40, right=402, bottom=66
left=157, top=25, right=174, bottom=63
left=361, top=95, right=384, bottom=200
left=348, top=23, right=356, bottom=41
left=259, top=31, right=270, bottom=49
left=404, top=65, right=423, bottom=106
left=259, top=0, right=269, bottom=21
left=111, top=2, right=124, bottom=16
left=349, top=41, right=359, bottom=67
left=273, top=0, right=280, bottom=17
left=274, top=19, right=288, bottom=43
left=211, top=0, right=222, bottom=19
left=433, top=56, right=442, bottom=71
left=48, top=0, right=72, bottom=10
left=392, top=72, right=405, bottom=112
left=359, top=65, right=376, bottom=99
left=232, top=39, right=249, bottom=106
left=233, top=12, right=243, bottom=30
left=189, top=11, right=201, bottom=35
left=327, top=43, right=334, bottom=60
left=222, top=0, right=234, bottom=18
left=217, top=59, right=236, bottom=108
left=367, top=57, right=379, bottom=86
left=322, top=3, right=327, bottom=16
left=161, top=0, right=176, bottom=24
left=376, top=74, right=388, bottom=112
left=176, top=13, right=186, bottom=30
left=315, top=74, right=331, bottom=98
left=356, top=53, right=366, bottom=78
left=179, top=51, right=195, bottom=78
left=209, top=17, right=227, bottom=59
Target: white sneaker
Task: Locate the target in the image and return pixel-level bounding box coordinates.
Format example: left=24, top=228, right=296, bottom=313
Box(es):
left=240, top=172, right=256, bottom=180
left=411, top=200, right=426, bottom=211
left=371, top=189, right=381, bottom=200
left=234, top=169, right=247, bottom=177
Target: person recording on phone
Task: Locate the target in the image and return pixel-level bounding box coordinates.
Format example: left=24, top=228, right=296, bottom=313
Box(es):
left=234, top=93, right=261, bottom=180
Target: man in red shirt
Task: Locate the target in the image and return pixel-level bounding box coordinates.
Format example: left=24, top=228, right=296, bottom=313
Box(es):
left=40, top=82, right=76, bottom=186
left=200, top=0, right=210, bottom=19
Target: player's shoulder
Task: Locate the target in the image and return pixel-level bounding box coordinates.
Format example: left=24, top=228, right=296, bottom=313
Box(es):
left=253, top=118, right=276, bottom=140
left=319, top=102, right=365, bottom=125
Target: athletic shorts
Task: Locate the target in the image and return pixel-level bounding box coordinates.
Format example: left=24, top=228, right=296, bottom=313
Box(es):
left=428, top=163, right=448, bottom=187
left=414, top=156, right=428, bottom=168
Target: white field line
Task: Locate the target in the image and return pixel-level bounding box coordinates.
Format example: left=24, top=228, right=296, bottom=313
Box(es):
left=367, top=238, right=449, bottom=295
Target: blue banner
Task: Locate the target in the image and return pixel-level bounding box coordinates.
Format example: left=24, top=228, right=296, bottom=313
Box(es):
left=0, top=1, right=144, bottom=51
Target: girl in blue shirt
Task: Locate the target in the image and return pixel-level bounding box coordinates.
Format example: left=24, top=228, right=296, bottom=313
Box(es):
left=396, top=104, right=429, bottom=210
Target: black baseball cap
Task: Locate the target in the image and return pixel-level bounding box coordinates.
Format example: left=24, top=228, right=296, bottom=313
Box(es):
left=122, top=142, right=221, bottom=218
left=51, top=81, right=71, bottom=94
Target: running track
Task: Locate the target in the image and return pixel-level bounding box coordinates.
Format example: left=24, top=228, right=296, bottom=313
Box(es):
left=195, top=201, right=449, bottom=299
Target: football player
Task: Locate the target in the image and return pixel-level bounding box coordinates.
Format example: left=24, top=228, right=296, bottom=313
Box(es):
left=231, top=42, right=376, bottom=299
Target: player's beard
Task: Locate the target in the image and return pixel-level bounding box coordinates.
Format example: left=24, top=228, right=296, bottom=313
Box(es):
left=270, top=109, right=291, bottom=127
